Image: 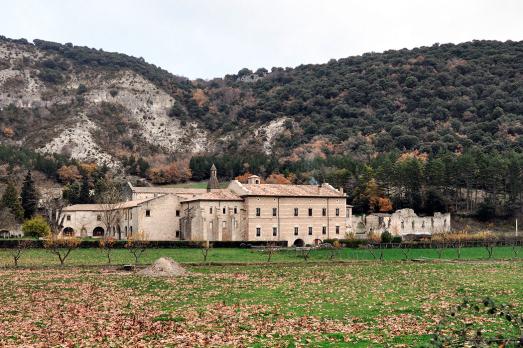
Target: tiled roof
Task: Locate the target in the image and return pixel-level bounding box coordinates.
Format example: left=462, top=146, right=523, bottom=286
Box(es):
left=239, top=183, right=345, bottom=197
left=63, top=197, right=157, bottom=212
left=130, top=186, right=207, bottom=195
left=183, top=189, right=243, bottom=202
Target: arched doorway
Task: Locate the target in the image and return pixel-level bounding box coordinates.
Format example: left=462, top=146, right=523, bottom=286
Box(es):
left=93, top=227, right=105, bottom=237
left=293, top=238, right=305, bottom=247
left=62, top=227, right=74, bottom=236
left=313, top=238, right=322, bottom=245
left=117, top=225, right=121, bottom=240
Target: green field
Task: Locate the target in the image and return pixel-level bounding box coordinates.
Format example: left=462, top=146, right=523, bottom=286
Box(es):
left=0, top=245, right=521, bottom=267
left=0, top=259, right=521, bottom=346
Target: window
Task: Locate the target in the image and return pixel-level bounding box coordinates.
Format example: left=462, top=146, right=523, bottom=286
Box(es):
left=401, top=221, right=404, bottom=229
left=431, top=218, right=434, bottom=228
left=322, top=208, right=326, bottom=216
left=130, top=211, right=132, bottom=220
left=223, top=207, right=226, bottom=214
left=256, top=208, right=261, bottom=216
left=130, top=226, right=133, bottom=233
left=308, top=208, right=312, bottom=216
left=412, top=221, right=415, bottom=229
left=335, top=226, right=340, bottom=234
left=335, top=208, right=340, bottom=216
left=97, top=214, right=102, bottom=221
left=444, top=219, right=447, bottom=227
left=422, top=221, right=425, bottom=228
left=234, top=207, right=237, bottom=214
left=272, top=208, right=277, bottom=216
left=175, top=230, right=180, bottom=238
left=272, top=227, right=277, bottom=236
left=210, top=207, right=213, bottom=214
left=176, top=210, right=180, bottom=217
left=308, top=227, right=313, bottom=235
left=256, top=227, right=261, bottom=237
left=66, top=215, right=71, bottom=221
left=145, top=210, right=151, bottom=217
left=294, top=227, right=299, bottom=236
left=294, top=208, right=299, bottom=216
left=322, top=226, right=327, bottom=235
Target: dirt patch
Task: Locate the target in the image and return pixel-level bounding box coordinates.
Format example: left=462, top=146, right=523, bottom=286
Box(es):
left=138, top=257, right=187, bottom=277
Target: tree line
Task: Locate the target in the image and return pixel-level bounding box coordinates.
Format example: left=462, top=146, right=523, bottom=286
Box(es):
left=190, top=149, right=523, bottom=220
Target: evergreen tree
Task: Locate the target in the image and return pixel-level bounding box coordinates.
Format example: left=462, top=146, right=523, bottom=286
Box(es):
left=1, top=181, right=24, bottom=221
left=21, top=170, right=39, bottom=219
left=79, top=175, right=91, bottom=203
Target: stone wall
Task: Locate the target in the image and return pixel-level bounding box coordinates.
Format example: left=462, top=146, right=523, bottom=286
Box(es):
left=351, top=209, right=451, bottom=239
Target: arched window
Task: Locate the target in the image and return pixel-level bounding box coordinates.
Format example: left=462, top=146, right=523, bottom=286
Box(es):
left=93, top=227, right=105, bottom=237
left=63, top=227, right=74, bottom=236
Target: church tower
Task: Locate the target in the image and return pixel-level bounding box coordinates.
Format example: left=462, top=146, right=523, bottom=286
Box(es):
left=207, top=163, right=220, bottom=191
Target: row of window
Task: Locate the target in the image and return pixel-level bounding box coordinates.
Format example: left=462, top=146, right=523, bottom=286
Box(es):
left=400, top=219, right=447, bottom=229
left=256, top=207, right=341, bottom=217
left=255, top=225, right=341, bottom=237
left=209, top=207, right=239, bottom=214
left=66, top=214, right=103, bottom=221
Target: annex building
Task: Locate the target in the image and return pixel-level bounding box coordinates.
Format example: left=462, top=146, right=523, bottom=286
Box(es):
left=61, top=165, right=350, bottom=246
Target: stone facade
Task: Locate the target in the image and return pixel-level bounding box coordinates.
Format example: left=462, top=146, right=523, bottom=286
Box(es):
left=60, top=167, right=352, bottom=245
left=61, top=195, right=182, bottom=240
left=351, top=208, right=451, bottom=239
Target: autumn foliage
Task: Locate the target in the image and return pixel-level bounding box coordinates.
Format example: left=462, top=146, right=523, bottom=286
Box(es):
left=57, top=165, right=81, bottom=183
left=146, top=160, right=191, bottom=184
left=265, top=173, right=292, bottom=185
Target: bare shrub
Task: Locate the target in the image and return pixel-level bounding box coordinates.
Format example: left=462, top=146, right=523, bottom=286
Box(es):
left=43, top=236, right=81, bottom=266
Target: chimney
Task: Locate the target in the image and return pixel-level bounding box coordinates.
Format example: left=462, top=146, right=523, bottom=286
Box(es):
left=339, top=187, right=344, bottom=194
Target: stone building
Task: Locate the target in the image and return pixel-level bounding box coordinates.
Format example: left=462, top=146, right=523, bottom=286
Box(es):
left=59, top=165, right=351, bottom=245
left=61, top=194, right=182, bottom=240
left=351, top=208, right=451, bottom=239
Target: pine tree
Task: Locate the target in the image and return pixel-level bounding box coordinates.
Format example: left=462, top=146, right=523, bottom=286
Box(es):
left=79, top=175, right=91, bottom=203
left=21, top=170, right=39, bottom=219
left=1, top=181, right=24, bottom=221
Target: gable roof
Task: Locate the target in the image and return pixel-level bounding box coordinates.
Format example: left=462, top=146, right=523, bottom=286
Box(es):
left=130, top=186, right=207, bottom=195
left=182, top=189, right=242, bottom=202
left=236, top=182, right=345, bottom=198
left=62, top=197, right=159, bottom=212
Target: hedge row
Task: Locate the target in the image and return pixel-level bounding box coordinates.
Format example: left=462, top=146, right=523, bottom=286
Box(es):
left=0, top=239, right=289, bottom=249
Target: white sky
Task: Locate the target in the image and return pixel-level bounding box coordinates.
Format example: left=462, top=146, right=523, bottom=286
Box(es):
left=1, top=0, right=522, bottom=79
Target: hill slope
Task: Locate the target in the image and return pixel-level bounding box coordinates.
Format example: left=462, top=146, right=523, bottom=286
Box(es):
left=0, top=37, right=522, bottom=169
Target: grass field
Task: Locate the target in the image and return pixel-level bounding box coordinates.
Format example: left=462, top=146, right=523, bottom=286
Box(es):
left=0, top=260, right=521, bottom=346
left=0, top=245, right=521, bottom=267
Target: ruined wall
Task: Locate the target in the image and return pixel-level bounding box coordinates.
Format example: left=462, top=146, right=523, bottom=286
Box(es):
left=351, top=209, right=451, bottom=238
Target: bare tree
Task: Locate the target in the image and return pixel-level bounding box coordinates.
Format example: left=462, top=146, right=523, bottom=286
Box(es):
left=96, top=179, right=124, bottom=239
left=512, top=241, right=521, bottom=259
left=329, top=240, right=341, bottom=260
left=43, top=236, right=81, bottom=266
left=265, top=242, right=278, bottom=262
left=11, top=240, right=33, bottom=267
left=200, top=240, right=212, bottom=263
left=125, top=231, right=149, bottom=265
left=41, top=196, right=66, bottom=235
left=400, top=243, right=411, bottom=260
left=99, top=236, right=117, bottom=264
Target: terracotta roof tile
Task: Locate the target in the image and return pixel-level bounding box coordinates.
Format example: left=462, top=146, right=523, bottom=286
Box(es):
left=240, top=183, right=345, bottom=197
left=62, top=197, right=158, bottom=212
left=183, top=189, right=242, bottom=202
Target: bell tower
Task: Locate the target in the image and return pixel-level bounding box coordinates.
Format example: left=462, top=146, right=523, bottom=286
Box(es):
left=207, top=163, right=220, bottom=191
